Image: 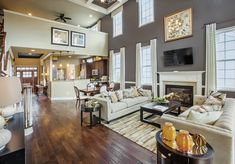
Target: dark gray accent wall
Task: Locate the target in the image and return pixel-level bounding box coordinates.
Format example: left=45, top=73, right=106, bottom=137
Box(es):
left=101, top=0, right=235, bottom=83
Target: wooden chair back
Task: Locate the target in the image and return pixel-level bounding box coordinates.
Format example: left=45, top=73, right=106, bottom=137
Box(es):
left=100, top=85, right=107, bottom=93
left=74, top=86, right=80, bottom=99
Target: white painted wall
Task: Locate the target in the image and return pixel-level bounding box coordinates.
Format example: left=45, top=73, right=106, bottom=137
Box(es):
left=4, top=10, right=108, bottom=56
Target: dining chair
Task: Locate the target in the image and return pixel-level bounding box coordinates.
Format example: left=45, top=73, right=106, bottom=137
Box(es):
left=100, top=85, right=107, bottom=93
left=87, top=83, right=95, bottom=90
left=74, top=86, right=89, bottom=109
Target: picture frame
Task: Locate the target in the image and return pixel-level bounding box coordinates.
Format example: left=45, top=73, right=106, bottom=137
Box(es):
left=164, top=8, right=193, bottom=42
left=51, top=27, right=69, bottom=46
left=92, top=69, right=98, bottom=76
left=71, top=31, right=86, bottom=48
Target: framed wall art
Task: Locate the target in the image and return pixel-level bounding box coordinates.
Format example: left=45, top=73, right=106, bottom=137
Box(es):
left=71, top=31, right=86, bottom=48
left=164, top=8, right=193, bottom=42
left=51, top=27, right=69, bottom=46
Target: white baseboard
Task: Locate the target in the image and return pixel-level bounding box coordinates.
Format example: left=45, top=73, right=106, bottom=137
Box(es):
left=50, top=97, right=76, bottom=101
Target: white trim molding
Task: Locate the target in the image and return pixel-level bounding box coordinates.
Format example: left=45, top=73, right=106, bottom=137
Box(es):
left=68, top=0, right=128, bottom=15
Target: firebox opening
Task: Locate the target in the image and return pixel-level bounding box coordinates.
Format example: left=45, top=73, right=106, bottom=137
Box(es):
left=165, top=85, right=193, bottom=107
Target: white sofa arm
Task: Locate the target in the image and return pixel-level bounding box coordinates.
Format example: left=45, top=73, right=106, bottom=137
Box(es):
left=194, top=95, right=207, bottom=105
left=93, top=97, right=111, bottom=122
left=160, top=114, right=234, bottom=164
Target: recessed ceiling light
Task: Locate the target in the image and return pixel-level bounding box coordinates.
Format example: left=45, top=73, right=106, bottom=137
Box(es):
left=28, top=13, right=32, bottom=16
left=89, top=14, right=93, bottom=18
left=31, top=49, right=35, bottom=52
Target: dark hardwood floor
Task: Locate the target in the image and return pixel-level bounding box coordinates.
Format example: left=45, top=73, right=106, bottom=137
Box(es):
left=25, top=97, right=157, bottom=164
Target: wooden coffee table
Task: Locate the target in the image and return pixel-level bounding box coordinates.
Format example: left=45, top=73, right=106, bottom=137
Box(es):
left=140, top=101, right=181, bottom=127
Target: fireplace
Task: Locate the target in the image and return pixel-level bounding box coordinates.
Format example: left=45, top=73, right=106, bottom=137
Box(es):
left=165, top=85, right=193, bottom=107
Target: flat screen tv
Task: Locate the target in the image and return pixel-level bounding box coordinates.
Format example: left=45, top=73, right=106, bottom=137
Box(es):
left=164, top=47, right=193, bottom=66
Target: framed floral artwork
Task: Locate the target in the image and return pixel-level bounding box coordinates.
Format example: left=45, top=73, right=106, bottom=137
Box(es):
left=71, top=31, right=86, bottom=48
left=51, top=27, right=69, bottom=46
left=164, top=8, right=193, bottom=42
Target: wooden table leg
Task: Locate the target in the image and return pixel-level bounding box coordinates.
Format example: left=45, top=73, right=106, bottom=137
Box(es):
left=98, top=109, right=101, bottom=124
left=178, top=106, right=181, bottom=116
left=157, top=150, right=162, bottom=164
left=90, top=111, right=92, bottom=129
left=140, top=109, right=143, bottom=121
left=81, top=111, right=83, bottom=126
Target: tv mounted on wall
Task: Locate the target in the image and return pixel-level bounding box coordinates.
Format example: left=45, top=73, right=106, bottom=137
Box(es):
left=164, top=47, right=193, bottom=66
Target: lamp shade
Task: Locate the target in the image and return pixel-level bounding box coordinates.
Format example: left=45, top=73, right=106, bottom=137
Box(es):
left=0, top=77, right=22, bottom=107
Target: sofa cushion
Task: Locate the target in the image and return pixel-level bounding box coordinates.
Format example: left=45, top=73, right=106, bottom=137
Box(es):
left=214, top=98, right=235, bottom=131
left=121, top=96, right=149, bottom=107
left=110, top=102, right=128, bottom=113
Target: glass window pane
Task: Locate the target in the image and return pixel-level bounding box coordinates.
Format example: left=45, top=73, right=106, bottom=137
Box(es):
left=225, top=41, right=235, bottom=51
left=226, top=50, right=235, bottom=60
left=226, top=61, right=235, bottom=69
left=225, top=31, right=235, bottom=41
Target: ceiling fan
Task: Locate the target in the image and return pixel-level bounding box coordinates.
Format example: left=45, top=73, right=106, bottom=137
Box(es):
left=54, top=14, right=72, bottom=23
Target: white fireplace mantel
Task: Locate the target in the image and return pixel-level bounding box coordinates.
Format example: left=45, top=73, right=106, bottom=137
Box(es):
left=157, top=71, right=205, bottom=97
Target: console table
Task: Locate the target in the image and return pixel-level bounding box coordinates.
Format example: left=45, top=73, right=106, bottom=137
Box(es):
left=156, top=131, right=214, bottom=164
left=0, top=113, right=25, bottom=164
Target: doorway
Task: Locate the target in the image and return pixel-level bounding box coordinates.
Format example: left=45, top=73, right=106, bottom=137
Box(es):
left=16, top=66, right=38, bottom=92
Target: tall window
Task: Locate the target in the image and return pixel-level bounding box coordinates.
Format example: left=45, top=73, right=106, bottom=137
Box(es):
left=216, top=27, right=235, bottom=90
left=113, top=11, right=123, bottom=37
left=138, top=0, right=154, bottom=27
left=141, top=46, right=152, bottom=85
left=112, top=52, right=121, bottom=82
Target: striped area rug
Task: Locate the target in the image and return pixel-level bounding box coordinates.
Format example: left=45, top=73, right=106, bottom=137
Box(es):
left=103, top=111, right=161, bottom=154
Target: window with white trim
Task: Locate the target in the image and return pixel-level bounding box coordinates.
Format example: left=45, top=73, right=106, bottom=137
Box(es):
left=138, top=0, right=154, bottom=27
left=216, top=27, right=235, bottom=90
left=113, top=11, right=123, bottom=37
left=141, top=45, right=152, bottom=85
left=112, top=52, right=121, bottom=82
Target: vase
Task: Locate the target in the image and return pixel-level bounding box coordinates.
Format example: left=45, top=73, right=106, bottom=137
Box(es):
left=176, top=130, right=193, bottom=152
left=192, top=134, right=207, bottom=154
left=162, top=122, right=176, bottom=141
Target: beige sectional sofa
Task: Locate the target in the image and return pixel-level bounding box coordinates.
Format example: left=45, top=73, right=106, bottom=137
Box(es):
left=160, top=96, right=235, bottom=164
left=94, top=89, right=152, bottom=122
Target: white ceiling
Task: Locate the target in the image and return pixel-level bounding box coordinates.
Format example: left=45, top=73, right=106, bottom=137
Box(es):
left=0, top=0, right=105, bottom=27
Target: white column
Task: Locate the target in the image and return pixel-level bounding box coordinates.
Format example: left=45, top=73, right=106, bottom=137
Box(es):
left=205, top=23, right=217, bottom=95
left=150, top=39, right=158, bottom=97
left=136, top=43, right=142, bottom=88
left=49, top=56, right=53, bottom=82
left=109, top=50, right=114, bottom=82
left=120, top=47, right=126, bottom=90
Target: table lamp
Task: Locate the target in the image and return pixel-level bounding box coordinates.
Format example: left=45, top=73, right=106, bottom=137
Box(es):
left=0, top=77, right=22, bottom=151
left=0, top=77, right=22, bottom=119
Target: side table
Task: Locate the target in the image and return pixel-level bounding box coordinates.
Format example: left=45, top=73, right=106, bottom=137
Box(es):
left=81, top=105, right=101, bottom=129
left=156, top=131, right=214, bottom=164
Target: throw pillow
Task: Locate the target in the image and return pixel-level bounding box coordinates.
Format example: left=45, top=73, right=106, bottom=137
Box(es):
left=187, top=110, right=223, bottom=125
left=131, top=86, right=140, bottom=97
left=210, top=91, right=226, bottom=105
left=115, top=90, right=124, bottom=101
left=123, top=89, right=135, bottom=98
left=101, top=91, right=109, bottom=98
left=137, top=88, right=148, bottom=96
left=204, top=96, right=223, bottom=106
left=109, top=92, right=118, bottom=103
